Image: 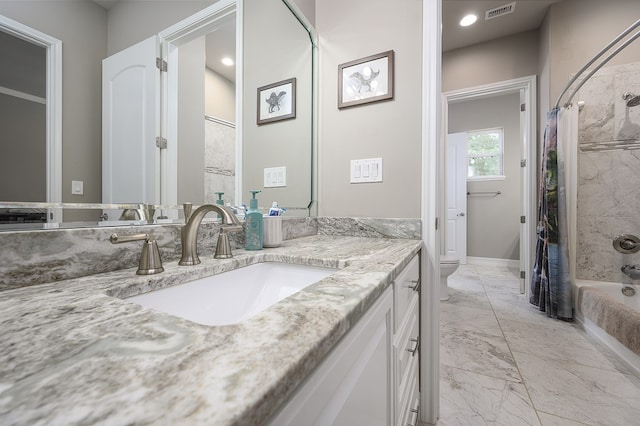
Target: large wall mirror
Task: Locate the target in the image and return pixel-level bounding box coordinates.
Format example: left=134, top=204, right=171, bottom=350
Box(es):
left=0, top=0, right=316, bottom=230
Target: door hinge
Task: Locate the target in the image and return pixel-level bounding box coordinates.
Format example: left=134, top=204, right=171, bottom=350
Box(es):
left=520, top=103, right=526, bottom=112
left=156, top=137, right=167, bottom=149
left=520, top=270, right=526, bottom=279
left=520, top=159, right=526, bottom=167
left=435, top=217, right=439, bottom=230
left=520, top=215, right=526, bottom=224
left=156, top=58, right=167, bottom=72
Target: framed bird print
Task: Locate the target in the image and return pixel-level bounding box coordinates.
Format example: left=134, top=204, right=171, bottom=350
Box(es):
left=338, top=50, right=394, bottom=109
left=257, top=78, right=296, bottom=125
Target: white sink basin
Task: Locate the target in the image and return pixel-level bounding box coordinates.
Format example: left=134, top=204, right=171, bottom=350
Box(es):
left=127, top=262, right=337, bottom=326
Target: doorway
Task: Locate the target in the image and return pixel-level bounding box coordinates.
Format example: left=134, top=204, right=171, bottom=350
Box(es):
left=0, top=15, right=61, bottom=216
left=442, top=76, right=536, bottom=294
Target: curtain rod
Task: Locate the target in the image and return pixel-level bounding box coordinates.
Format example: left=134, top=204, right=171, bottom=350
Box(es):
left=555, top=18, right=640, bottom=109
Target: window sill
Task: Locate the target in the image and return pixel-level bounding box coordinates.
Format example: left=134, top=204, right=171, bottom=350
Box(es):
left=467, top=175, right=506, bottom=182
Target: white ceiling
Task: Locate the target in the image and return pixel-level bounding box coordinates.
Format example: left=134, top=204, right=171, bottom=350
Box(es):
left=442, top=0, right=563, bottom=52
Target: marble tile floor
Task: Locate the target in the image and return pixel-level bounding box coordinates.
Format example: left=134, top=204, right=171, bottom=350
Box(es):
left=438, top=263, right=640, bottom=426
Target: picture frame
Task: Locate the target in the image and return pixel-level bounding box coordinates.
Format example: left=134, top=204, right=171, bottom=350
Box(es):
left=338, top=50, right=394, bottom=109
left=257, top=78, right=296, bottom=125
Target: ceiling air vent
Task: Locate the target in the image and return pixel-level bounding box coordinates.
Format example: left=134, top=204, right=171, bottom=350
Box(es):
left=485, top=2, right=516, bottom=20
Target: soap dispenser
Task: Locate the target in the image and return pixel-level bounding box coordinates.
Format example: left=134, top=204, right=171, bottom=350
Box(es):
left=245, top=190, right=263, bottom=250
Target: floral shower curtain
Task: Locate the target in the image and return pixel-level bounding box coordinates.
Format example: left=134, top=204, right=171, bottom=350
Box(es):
left=530, top=107, right=573, bottom=319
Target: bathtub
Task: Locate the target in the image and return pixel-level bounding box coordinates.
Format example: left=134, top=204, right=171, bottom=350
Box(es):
left=575, top=280, right=640, bottom=378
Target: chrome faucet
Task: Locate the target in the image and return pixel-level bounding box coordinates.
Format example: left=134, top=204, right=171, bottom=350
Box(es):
left=179, top=204, right=243, bottom=265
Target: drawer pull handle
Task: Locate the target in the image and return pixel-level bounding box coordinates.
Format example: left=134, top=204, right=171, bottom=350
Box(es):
left=407, top=337, right=419, bottom=356
left=407, top=404, right=420, bottom=426
left=405, top=279, right=420, bottom=292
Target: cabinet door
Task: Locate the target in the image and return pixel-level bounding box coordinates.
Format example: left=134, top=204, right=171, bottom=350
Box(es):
left=269, top=287, right=393, bottom=426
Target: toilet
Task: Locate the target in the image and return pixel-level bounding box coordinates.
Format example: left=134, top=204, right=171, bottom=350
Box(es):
left=440, top=256, right=460, bottom=301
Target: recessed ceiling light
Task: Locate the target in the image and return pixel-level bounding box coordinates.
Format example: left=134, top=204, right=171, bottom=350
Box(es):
left=459, top=14, right=478, bottom=27
left=221, top=57, right=234, bottom=66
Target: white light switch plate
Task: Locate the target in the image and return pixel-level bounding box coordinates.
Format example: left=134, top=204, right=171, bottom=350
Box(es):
left=350, top=158, right=382, bottom=183
left=71, top=180, right=84, bottom=195
left=264, top=166, right=287, bottom=188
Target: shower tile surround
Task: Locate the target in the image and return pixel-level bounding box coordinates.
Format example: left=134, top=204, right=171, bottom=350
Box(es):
left=0, top=224, right=421, bottom=425
left=0, top=217, right=420, bottom=291
left=204, top=119, right=236, bottom=203
left=574, top=62, right=640, bottom=283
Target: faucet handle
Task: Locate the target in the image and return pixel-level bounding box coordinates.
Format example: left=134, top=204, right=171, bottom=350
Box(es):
left=109, top=233, right=164, bottom=275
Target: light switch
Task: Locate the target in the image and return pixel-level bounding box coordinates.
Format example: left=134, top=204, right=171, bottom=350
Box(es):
left=71, top=180, right=84, bottom=195
left=264, top=166, right=286, bottom=188
left=350, top=158, right=383, bottom=183
left=352, top=161, right=361, bottom=178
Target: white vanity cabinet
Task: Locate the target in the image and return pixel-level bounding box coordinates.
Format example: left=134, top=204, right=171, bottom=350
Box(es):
left=392, top=254, right=420, bottom=426
left=269, top=253, right=421, bottom=426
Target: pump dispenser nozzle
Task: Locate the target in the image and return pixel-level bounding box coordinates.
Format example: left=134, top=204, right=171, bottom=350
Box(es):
left=249, top=190, right=261, bottom=210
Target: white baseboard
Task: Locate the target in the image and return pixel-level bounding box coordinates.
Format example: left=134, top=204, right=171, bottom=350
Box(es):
left=466, top=257, right=519, bottom=268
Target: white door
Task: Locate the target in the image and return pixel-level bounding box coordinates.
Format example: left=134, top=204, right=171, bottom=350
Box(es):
left=446, top=132, right=467, bottom=264
left=102, top=36, right=160, bottom=213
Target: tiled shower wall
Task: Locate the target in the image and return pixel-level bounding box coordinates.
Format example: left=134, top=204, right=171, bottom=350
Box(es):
left=204, top=118, right=236, bottom=205
left=575, top=62, right=640, bottom=283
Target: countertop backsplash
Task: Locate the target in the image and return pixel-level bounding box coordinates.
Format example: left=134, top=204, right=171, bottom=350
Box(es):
left=0, top=217, right=420, bottom=291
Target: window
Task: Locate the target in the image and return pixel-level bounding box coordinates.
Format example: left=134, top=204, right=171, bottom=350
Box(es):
left=467, top=128, right=504, bottom=180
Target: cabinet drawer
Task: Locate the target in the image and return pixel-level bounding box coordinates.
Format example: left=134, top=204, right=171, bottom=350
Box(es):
left=397, top=358, right=419, bottom=426
left=393, top=296, right=419, bottom=406
left=393, top=255, right=420, bottom=332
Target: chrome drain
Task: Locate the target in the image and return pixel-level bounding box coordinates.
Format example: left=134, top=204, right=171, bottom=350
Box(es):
left=622, top=286, right=636, bottom=297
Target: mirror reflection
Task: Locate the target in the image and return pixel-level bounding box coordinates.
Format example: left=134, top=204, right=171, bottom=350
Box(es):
left=0, top=0, right=316, bottom=230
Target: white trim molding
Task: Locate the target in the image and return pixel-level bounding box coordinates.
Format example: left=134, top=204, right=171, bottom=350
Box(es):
left=421, top=0, right=442, bottom=423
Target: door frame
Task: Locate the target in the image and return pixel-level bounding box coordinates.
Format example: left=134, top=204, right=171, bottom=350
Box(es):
left=158, top=0, right=239, bottom=208
left=442, top=75, right=537, bottom=294
left=0, top=15, right=62, bottom=219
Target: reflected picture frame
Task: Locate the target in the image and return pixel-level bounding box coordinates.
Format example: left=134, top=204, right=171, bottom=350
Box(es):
left=257, top=77, right=296, bottom=125
left=338, top=50, right=394, bottom=109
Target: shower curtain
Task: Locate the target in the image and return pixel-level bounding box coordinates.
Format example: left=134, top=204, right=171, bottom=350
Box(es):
left=530, top=107, right=575, bottom=319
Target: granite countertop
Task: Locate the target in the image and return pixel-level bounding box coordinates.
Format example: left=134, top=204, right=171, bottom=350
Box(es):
left=0, top=235, right=421, bottom=425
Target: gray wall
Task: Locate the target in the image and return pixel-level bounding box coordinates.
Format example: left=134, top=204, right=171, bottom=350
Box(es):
left=316, top=0, right=422, bottom=218
left=290, top=0, right=315, bottom=26
left=448, top=93, right=521, bottom=260
left=205, top=69, right=235, bottom=122
left=178, top=37, right=206, bottom=205
left=106, top=1, right=215, bottom=55
left=0, top=1, right=107, bottom=206
left=442, top=30, right=539, bottom=93
left=0, top=95, right=46, bottom=202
